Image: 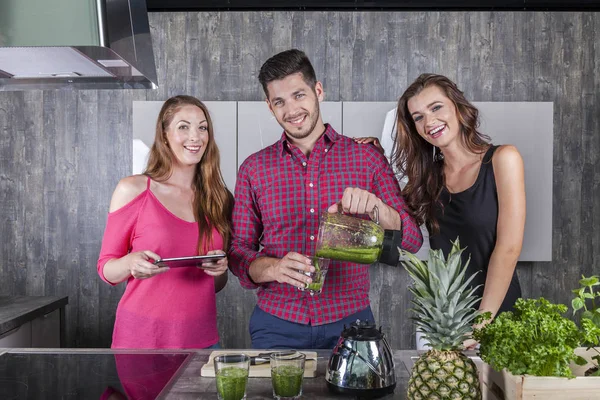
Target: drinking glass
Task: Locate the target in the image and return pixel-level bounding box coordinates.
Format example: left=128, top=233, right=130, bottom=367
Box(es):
left=214, top=354, right=250, bottom=400
left=270, top=351, right=306, bottom=399
left=298, top=256, right=330, bottom=295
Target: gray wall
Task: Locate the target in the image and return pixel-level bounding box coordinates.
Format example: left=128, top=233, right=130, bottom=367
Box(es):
left=0, top=12, right=598, bottom=349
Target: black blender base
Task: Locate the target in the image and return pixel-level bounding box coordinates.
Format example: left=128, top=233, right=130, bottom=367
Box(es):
left=326, top=381, right=396, bottom=398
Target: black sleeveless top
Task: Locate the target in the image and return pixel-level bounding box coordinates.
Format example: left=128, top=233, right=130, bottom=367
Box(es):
left=429, top=145, right=522, bottom=314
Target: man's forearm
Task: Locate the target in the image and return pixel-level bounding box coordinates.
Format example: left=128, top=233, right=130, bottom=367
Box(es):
left=248, top=256, right=278, bottom=284
left=376, top=200, right=402, bottom=231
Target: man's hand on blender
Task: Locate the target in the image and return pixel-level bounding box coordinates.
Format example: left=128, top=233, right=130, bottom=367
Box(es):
left=328, top=187, right=401, bottom=230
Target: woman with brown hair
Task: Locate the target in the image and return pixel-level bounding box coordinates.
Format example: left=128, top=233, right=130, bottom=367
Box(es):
left=97, top=95, right=233, bottom=349
left=357, top=74, right=525, bottom=348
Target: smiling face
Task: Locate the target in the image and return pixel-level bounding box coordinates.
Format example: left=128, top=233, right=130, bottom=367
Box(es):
left=164, top=104, right=209, bottom=167
left=407, top=85, right=461, bottom=148
left=265, top=72, right=325, bottom=142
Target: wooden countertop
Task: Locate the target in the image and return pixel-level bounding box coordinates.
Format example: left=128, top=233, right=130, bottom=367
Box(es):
left=0, top=296, right=68, bottom=335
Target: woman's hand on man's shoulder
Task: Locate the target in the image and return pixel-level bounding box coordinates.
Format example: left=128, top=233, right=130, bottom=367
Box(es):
left=109, top=175, right=148, bottom=213
left=353, top=136, right=385, bottom=155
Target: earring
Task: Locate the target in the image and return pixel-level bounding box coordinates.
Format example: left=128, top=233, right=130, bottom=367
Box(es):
left=433, top=146, right=444, bottom=162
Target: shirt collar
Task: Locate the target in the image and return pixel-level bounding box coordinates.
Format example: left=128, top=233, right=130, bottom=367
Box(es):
left=277, top=123, right=341, bottom=156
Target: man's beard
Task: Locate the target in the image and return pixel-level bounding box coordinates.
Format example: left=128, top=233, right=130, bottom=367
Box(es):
left=283, top=101, right=320, bottom=140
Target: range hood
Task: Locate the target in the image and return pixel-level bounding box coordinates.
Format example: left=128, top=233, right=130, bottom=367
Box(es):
left=0, top=0, right=158, bottom=90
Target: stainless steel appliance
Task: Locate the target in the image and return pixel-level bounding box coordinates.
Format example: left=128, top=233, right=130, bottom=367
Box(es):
left=0, top=0, right=157, bottom=90
left=325, top=319, right=396, bottom=398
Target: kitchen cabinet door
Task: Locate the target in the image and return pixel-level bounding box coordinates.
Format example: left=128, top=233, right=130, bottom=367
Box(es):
left=31, top=309, right=61, bottom=348
left=0, top=321, right=32, bottom=347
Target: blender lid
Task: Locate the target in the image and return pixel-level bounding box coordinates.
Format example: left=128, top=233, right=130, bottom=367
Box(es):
left=341, top=319, right=384, bottom=341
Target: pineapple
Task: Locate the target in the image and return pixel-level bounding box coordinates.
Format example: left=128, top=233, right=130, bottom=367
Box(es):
left=401, top=238, right=482, bottom=400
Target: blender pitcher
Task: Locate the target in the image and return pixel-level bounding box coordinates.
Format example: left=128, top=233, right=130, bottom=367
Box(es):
left=314, top=207, right=403, bottom=266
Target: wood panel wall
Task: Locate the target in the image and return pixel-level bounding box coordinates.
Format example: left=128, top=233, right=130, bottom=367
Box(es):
left=0, top=12, right=598, bottom=348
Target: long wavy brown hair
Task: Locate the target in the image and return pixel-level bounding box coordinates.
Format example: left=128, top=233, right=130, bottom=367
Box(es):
left=144, top=95, right=233, bottom=252
left=392, top=74, right=490, bottom=235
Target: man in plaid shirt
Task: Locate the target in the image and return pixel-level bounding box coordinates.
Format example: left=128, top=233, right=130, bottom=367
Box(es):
left=229, top=49, right=423, bottom=349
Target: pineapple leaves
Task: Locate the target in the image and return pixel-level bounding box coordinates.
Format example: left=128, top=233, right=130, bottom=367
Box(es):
left=400, top=238, right=482, bottom=352
left=448, top=237, right=462, bottom=258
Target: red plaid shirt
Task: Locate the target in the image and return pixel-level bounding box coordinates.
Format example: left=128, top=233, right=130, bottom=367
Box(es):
left=229, top=125, right=422, bottom=325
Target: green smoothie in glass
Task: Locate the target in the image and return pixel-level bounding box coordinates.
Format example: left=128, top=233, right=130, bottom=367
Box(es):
left=270, top=351, right=306, bottom=399
left=214, top=354, right=250, bottom=400
left=216, top=367, right=248, bottom=400
left=271, top=365, right=304, bottom=398
left=301, top=256, right=330, bottom=295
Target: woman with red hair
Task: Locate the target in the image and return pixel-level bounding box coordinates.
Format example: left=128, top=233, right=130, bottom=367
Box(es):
left=97, top=95, right=233, bottom=349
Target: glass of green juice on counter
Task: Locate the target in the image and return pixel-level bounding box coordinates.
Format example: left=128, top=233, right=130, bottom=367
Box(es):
left=214, top=354, right=250, bottom=400
left=298, top=256, right=330, bottom=295
left=270, top=351, right=306, bottom=399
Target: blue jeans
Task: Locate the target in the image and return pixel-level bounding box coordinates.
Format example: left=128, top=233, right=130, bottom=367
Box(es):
left=249, top=305, right=375, bottom=350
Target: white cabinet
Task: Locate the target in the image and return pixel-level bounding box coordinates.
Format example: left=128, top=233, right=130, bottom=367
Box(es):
left=133, top=100, right=553, bottom=261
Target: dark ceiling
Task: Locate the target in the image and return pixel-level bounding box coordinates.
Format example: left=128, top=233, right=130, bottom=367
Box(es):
left=146, top=0, right=600, bottom=12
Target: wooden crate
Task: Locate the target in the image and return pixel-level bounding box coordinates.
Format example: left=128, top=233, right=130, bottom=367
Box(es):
left=480, top=347, right=600, bottom=400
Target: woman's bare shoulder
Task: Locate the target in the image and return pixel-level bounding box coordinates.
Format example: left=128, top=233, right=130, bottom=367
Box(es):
left=494, top=144, right=521, bottom=160
left=109, top=175, right=149, bottom=212
left=492, top=145, right=524, bottom=183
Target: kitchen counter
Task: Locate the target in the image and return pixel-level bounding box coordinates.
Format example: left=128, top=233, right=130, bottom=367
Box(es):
left=0, top=296, right=68, bottom=349
left=167, top=349, right=416, bottom=399
left=0, top=296, right=68, bottom=336
left=0, top=348, right=482, bottom=399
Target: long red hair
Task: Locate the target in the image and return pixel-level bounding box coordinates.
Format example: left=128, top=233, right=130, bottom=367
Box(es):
left=392, top=74, right=489, bottom=234
left=144, top=95, right=233, bottom=251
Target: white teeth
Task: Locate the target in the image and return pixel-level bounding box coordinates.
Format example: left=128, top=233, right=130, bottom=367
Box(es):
left=184, top=146, right=200, bottom=151
left=290, top=116, right=304, bottom=124
left=429, top=125, right=445, bottom=135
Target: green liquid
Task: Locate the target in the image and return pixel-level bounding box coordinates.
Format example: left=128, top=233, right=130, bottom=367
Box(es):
left=306, top=280, right=323, bottom=291
left=216, top=366, right=248, bottom=400
left=271, top=365, right=304, bottom=397
left=306, top=259, right=324, bottom=292
left=316, top=246, right=381, bottom=264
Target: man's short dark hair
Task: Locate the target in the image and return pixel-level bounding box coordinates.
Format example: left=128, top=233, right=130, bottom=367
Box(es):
left=258, top=49, right=317, bottom=97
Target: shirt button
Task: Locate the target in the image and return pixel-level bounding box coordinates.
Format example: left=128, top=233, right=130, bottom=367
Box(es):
left=310, top=235, right=315, bottom=241
left=302, top=162, right=307, bottom=167
left=309, top=182, right=314, bottom=187
left=324, top=148, right=329, bottom=153
left=310, top=208, right=315, bottom=213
